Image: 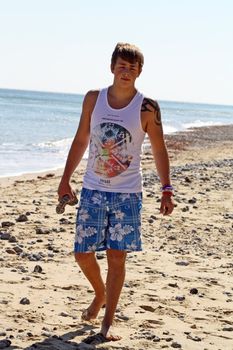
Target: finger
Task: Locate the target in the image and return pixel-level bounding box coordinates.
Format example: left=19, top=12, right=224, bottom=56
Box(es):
left=164, top=205, right=174, bottom=215
left=163, top=207, right=169, bottom=216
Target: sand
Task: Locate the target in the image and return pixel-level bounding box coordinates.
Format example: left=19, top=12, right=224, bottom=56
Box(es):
left=0, top=125, right=233, bottom=350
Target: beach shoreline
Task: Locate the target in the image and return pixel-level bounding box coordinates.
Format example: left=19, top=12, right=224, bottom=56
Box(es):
left=1, top=123, right=233, bottom=184
left=1, top=124, right=233, bottom=350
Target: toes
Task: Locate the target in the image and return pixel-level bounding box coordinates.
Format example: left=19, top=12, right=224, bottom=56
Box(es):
left=106, top=334, right=122, bottom=341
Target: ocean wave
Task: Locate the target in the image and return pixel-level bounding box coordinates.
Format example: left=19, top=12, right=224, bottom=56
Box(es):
left=181, top=120, right=225, bottom=129
left=163, top=125, right=178, bottom=134
left=36, top=138, right=73, bottom=152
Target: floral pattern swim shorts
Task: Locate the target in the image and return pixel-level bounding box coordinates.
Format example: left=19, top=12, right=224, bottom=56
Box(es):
left=74, top=188, right=142, bottom=253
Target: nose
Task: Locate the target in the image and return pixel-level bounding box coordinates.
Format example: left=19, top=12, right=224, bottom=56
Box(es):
left=122, top=67, right=130, bottom=75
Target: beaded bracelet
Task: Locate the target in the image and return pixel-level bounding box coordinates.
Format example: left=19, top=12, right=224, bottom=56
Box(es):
left=161, top=184, right=174, bottom=191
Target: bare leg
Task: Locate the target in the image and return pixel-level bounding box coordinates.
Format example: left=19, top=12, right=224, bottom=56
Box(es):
left=75, top=252, right=106, bottom=320
left=100, top=249, right=127, bottom=341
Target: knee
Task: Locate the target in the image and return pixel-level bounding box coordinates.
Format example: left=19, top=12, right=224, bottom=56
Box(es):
left=107, top=249, right=127, bottom=269
left=74, top=252, right=94, bottom=266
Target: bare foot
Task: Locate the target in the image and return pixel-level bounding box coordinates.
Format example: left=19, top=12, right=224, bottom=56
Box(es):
left=81, top=295, right=106, bottom=321
left=83, top=326, right=121, bottom=345
left=100, top=325, right=122, bottom=341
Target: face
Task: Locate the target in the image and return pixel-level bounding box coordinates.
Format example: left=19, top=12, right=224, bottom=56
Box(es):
left=111, top=57, right=142, bottom=86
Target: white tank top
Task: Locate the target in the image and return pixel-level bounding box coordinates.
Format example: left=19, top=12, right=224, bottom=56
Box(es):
left=83, top=87, right=146, bottom=192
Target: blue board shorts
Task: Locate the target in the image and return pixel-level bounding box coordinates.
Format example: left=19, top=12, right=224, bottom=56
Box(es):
left=74, top=188, right=143, bottom=253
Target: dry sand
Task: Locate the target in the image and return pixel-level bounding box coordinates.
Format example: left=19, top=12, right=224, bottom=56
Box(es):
left=0, top=125, right=233, bottom=350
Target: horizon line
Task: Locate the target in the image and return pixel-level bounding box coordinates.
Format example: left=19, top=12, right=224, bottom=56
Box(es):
left=0, top=86, right=233, bottom=108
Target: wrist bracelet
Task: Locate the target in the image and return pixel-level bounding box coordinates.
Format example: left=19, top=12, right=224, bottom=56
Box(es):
left=161, top=184, right=174, bottom=191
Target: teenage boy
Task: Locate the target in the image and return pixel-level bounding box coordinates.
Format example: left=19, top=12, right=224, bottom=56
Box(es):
left=58, top=42, right=174, bottom=343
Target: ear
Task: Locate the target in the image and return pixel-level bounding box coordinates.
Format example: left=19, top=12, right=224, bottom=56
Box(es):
left=137, top=66, right=142, bottom=77
left=110, top=63, right=114, bottom=73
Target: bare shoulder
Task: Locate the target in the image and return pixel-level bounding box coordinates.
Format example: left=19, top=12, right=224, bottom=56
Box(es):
left=141, top=97, right=160, bottom=113
left=141, top=97, right=162, bottom=131
left=83, top=89, right=100, bottom=111
left=84, top=90, right=99, bottom=102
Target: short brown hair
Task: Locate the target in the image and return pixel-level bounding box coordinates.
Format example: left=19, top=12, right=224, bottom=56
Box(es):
left=111, top=42, right=144, bottom=68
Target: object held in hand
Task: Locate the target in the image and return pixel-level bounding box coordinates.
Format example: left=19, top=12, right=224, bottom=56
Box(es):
left=56, top=194, right=78, bottom=214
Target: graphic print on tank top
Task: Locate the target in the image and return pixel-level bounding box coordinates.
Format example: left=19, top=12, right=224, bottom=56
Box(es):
left=89, top=122, right=133, bottom=178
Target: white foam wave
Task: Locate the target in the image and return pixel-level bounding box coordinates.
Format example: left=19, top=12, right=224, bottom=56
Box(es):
left=37, top=138, right=72, bottom=151
left=163, top=125, right=178, bottom=134
left=181, top=120, right=223, bottom=129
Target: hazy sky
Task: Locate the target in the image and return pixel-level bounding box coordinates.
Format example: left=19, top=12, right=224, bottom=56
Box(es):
left=1, top=0, right=233, bottom=105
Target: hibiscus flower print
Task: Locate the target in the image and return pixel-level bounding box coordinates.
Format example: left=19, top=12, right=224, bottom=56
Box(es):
left=109, top=223, right=125, bottom=242
left=126, top=241, right=137, bottom=251
left=75, top=225, right=97, bottom=244
left=91, top=193, right=103, bottom=205
left=75, top=225, right=86, bottom=244
left=85, top=226, right=97, bottom=237
left=114, top=209, right=125, bottom=220
left=122, top=225, right=134, bottom=235
left=79, top=208, right=90, bottom=222
left=119, top=193, right=130, bottom=202
left=88, top=243, right=98, bottom=252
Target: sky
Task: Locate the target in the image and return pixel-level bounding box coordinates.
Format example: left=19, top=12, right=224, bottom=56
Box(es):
left=1, top=0, right=233, bottom=105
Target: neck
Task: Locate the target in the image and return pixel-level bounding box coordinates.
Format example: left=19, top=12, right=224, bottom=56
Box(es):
left=108, top=85, right=137, bottom=99
left=107, top=85, right=138, bottom=109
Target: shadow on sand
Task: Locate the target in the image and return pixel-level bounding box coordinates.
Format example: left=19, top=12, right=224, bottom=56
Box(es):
left=15, top=324, right=108, bottom=350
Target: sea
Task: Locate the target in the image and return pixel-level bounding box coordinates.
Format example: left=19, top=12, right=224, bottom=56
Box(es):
left=0, top=88, right=233, bottom=178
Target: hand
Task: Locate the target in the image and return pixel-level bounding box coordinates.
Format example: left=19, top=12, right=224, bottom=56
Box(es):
left=160, top=195, right=174, bottom=216
left=57, top=178, right=76, bottom=201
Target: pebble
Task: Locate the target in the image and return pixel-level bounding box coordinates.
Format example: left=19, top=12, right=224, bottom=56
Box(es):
left=190, top=288, right=199, bottom=294
left=188, top=197, right=197, bottom=204
left=16, top=214, right=28, bottom=222
left=1, top=221, right=15, bottom=228
left=36, top=227, right=51, bottom=235
left=8, top=235, right=17, bottom=243
left=20, top=297, right=30, bottom=305
left=0, top=339, right=11, bottom=349
left=28, top=253, right=44, bottom=261
left=182, top=206, right=189, bottom=212
left=222, top=326, right=233, bottom=331
left=33, top=200, right=41, bottom=205
left=185, top=176, right=192, bottom=183
left=168, top=282, right=179, bottom=288
left=139, top=305, right=156, bottom=312
left=41, top=331, right=52, bottom=337
left=171, top=342, right=182, bottom=348
left=168, top=235, right=177, bottom=241
left=176, top=261, right=190, bottom=266
left=224, top=213, right=233, bottom=220
left=176, top=296, right=185, bottom=301
left=59, top=218, right=72, bottom=225
left=59, top=312, right=69, bottom=317
left=33, top=265, right=43, bottom=273
left=13, top=245, right=23, bottom=254
left=187, top=334, right=202, bottom=341
left=5, top=248, right=16, bottom=255
left=0, top=232, right=11, bottom=240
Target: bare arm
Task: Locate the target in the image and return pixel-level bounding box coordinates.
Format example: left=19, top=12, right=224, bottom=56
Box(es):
left=58, top=90, right=98, bottom=199
left=141, top=98, right=174, bottom=215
